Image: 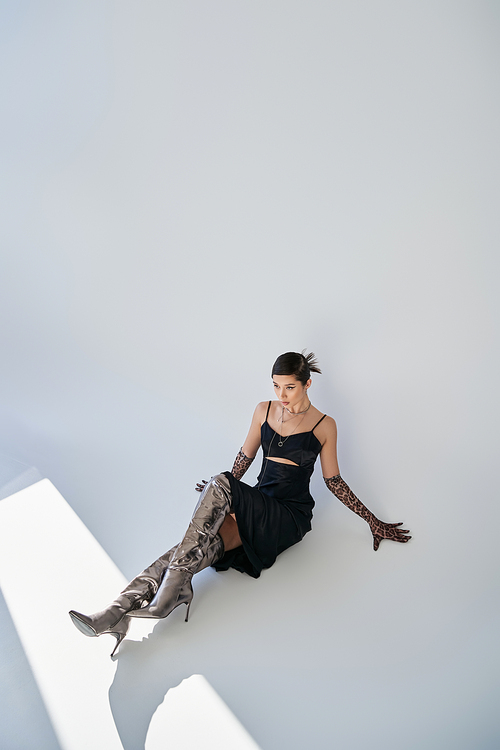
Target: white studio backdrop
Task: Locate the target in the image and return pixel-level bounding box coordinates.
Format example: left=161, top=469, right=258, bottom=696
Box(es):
left=1, top=2, right=499, bottom=749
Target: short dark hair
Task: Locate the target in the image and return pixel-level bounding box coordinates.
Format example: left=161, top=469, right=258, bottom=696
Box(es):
left=271, top=350, right=322, bottom=386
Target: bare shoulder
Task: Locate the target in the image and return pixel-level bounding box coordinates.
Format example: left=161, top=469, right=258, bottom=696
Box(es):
left=314, top=414, right=337, bottom=444
left=253, top=400, right=270, bottom=422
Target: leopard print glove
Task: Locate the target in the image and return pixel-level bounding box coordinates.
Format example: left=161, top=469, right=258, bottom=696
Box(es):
left=230, top=449, right=255, bottom=481
left=324, top=475, right=411, bottom=551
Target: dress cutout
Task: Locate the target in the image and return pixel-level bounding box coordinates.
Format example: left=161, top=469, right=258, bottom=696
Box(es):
left=214, top=402, right=326, bottom=578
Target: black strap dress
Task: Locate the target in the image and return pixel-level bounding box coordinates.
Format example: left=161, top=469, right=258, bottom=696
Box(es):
left=214, top=402, right=326, bottom=578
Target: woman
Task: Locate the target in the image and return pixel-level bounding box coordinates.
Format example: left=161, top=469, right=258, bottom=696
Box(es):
left=69, top=351, right=410, bottom=656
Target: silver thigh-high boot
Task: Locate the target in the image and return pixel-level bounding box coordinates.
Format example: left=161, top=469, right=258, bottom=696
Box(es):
left=129, top=473, right=231, bottom=621
left=69, top=544, right=178, bottom=656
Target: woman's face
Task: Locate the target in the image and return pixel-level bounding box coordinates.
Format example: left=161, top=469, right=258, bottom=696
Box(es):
left=272, top=374, right=311, bottom=410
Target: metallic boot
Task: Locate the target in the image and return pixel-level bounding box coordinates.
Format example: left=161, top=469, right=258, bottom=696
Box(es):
left=129, top=473, right=231, bottom=620
left=69, top=544, right=177, bottom=656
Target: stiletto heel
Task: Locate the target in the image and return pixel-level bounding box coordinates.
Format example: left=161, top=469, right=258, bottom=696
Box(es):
left=110, top=630, right=127, bottom=658
left=128, top=569, right=194, bottom=619
left=185, top=600, right=191, bottom=622
left=69, top=610, right=130, bottom=658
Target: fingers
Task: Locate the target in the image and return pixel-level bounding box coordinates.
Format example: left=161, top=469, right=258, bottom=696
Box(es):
left=380, top=522, right=411, bottom=536
left=372, top=527, right=412, bottom=549
left=388, top=532, right=411, bottom=542
left=195, top=480, right=208, bottom=492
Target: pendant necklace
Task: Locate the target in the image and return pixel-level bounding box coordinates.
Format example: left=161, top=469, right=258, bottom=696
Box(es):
left=278, top=403, right=310, bottom=447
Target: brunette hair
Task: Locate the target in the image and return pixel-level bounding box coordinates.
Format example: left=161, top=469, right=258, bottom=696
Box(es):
left=271, top=350, right=322, bottom=386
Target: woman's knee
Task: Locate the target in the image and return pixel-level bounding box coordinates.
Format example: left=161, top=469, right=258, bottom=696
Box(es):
left=212, top=473, right=230, bottom=490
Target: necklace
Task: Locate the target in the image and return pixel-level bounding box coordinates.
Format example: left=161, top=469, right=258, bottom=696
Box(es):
left=278, top=406, right=307, bottom=447
left=284, top=400, right=311, bottom=417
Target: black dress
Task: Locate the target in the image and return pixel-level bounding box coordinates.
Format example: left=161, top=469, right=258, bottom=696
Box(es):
left=214, top=402, right=326, bottom=578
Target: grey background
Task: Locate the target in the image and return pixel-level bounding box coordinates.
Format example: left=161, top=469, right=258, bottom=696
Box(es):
left=1, top=1, right=499, bottom=748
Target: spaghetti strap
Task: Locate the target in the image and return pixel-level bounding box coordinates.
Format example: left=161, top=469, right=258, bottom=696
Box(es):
left=312, top=414, right=326, bottom=432
left=265, top=401, right=272, bottom=420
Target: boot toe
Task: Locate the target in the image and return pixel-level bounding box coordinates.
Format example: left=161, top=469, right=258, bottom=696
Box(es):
left=69, top=610, right=97, bottom=637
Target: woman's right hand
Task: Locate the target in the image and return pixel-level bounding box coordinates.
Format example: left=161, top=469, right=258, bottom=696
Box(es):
left=195, top=480, right=208, bottom=492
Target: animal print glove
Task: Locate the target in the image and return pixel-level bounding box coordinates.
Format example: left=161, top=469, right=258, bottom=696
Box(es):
left=324, top=475, right=411, bottom=551
left=230, top=449, right=255, bottom=480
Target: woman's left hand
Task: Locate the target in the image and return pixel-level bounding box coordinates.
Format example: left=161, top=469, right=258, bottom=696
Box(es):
left=195, top=480, right=208, bottom=492
left=369, top=519, right=411, bottom=551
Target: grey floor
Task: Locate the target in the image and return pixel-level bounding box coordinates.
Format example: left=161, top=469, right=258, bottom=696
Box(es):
left=1, top=2, right=499, bottom=748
